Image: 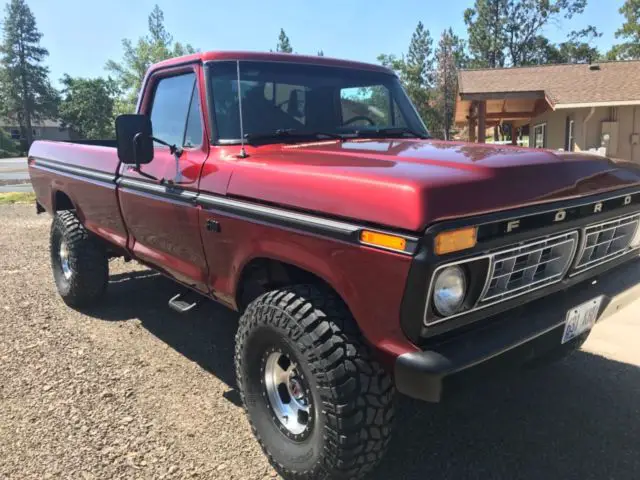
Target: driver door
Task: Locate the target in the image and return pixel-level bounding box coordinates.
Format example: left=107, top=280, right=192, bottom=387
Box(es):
left=117, top=66, right=210, bottom=292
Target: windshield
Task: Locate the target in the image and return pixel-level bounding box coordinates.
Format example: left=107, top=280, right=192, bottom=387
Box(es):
left=208, top=60, right=429, bottom=142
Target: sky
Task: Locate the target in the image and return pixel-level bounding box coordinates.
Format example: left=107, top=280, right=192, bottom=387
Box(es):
left=2, top=0, right=627, bottom=87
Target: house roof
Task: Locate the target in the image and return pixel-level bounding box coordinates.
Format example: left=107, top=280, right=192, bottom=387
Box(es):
left=458, top=60, right=640, bottom=109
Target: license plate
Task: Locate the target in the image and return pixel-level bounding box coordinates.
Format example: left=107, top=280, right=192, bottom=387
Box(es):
left=561, top=296, right=603, bottom=344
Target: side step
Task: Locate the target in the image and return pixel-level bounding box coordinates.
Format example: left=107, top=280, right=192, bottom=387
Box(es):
left=168, top=292, right=199, bottom=313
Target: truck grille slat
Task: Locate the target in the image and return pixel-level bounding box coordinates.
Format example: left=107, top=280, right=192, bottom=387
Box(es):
left=479, top=232, right=578, bottom=305
left=574, top=214, right=640, bottom=272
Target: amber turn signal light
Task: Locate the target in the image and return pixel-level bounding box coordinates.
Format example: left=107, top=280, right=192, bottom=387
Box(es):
left=360, top=230, right=407, bottom=252
left=434, top=227, right=477, bottom=255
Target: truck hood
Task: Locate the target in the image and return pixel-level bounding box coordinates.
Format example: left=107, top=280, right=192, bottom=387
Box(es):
left=226, top=139, right=640, bottom=232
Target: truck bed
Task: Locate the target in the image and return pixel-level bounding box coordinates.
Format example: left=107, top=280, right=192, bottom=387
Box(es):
left=28, top=140, right=128, bottom=249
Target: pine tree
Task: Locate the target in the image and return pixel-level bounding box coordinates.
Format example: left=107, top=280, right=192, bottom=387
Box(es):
left=607, top=0, right=640, bottom=60
left=106, top=4, right=196, bottom=114
left=0, top=0, right=58, bottom=148
left=276, top=28, right=293, bottom=53
left=434, top=29, right=467, bottom=140
left=404, top=22, right=434, bottom=124
left=464, top=0, right=508, bottom=68
left=377, top=22, right=436, bottom=127
left=465, top=0, right=589, bottom=67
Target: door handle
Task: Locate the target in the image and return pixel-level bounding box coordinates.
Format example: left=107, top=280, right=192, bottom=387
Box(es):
left=206, top=219, right=221, bottom=233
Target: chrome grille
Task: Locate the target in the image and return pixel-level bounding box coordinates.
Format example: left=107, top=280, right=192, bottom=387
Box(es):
left=479, top=232, right=578, bottom=305
left=574, top=213, right=640, bottom=272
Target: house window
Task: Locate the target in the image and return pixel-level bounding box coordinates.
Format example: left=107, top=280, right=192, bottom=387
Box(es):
left=565, top=117, right=575, bottom=151
left=533, top=123, right=546, bottom=149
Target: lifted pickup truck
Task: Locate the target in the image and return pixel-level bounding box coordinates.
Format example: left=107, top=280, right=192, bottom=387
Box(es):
left=29, top=51, right=640, bottom=479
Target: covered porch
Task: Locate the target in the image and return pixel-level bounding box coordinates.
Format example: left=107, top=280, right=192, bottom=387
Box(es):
left=454, top=91, right=551, bottom=144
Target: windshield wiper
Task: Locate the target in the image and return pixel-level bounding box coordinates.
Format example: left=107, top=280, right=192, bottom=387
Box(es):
left=354, top=127, right=430, bottom=139
left=245, top=129, right=347, bottom=144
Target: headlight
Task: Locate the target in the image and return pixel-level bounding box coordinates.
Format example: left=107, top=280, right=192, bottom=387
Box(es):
left=432, top=266, right=467, bottom=316
left=631, top=224, right=640, bottom=248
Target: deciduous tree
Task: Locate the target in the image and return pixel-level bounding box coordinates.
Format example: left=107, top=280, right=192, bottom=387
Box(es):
left=555, top=27, right=601, bottom=64
left=58, top=75, right=117, bottom=139
left=0, top=0, right=58, bottom=148
left=106, top=4, right=196, bottom=114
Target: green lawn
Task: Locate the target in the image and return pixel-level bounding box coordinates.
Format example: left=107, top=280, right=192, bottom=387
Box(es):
left=0, top=192, right=36, bottom=204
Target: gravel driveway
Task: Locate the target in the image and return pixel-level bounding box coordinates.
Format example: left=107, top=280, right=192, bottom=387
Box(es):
left=1, top=204, right=639, bottom=479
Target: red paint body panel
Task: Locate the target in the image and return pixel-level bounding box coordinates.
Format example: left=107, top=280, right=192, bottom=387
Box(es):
left=26, top=51, right=640, bottom=365
left=152, top=50, right=393, bottom=74
left=198, top=208, right=418, bottom=362
left=224, top=140, right=640, bottom=231
left=117, top=189, right=210, bottom=292
left=28, top=141, right=128, bottom=248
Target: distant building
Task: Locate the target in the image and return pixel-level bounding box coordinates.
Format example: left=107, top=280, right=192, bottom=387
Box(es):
left=455, top=60, right=640, bottom=164
left=0, top=118, right=74, bottom=142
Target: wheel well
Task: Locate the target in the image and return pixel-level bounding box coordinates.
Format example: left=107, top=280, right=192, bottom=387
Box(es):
left=236, top=258, right=343, bottom=312
left=54, top=191, right=74, bottom=211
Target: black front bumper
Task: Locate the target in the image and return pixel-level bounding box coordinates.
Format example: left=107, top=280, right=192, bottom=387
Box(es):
left=394, top=257, right=640, bottom=402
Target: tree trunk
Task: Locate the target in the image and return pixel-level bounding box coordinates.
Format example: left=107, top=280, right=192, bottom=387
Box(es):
left=18, top=39, right=34, bottom=149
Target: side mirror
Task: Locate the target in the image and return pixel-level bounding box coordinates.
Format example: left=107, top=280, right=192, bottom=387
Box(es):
left=115, top=114, right=154, bottom=166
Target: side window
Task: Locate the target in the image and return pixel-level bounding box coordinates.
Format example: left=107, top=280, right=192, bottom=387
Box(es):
left=150, top=73, right=196, bottom=148
left=340, top=85, right=391, bottom=126
left=183, top=84, right=203, bottom=147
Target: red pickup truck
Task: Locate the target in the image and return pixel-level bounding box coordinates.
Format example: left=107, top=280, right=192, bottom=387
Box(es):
left=29, top=51, right=640, bottom=479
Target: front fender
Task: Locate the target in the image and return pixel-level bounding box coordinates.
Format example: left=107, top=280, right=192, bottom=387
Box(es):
left=200, top=210, right=420, bottom=365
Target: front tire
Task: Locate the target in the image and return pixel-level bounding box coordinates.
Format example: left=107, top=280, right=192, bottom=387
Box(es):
left=50, top=210, right=108, bottom=308
left=235, top=285, right=394, bottom=480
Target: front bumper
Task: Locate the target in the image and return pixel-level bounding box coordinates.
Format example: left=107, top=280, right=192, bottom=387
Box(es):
left=394, top=257, right=640, bottom=402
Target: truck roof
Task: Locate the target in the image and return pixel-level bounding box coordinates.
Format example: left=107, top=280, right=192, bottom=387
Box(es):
left=151, top=50, right=393, bottom=74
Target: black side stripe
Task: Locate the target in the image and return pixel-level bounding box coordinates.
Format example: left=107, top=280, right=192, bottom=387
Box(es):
left=33, top=160, right=420, bottom=255
left=118, top=177, right=198, bottom=204
left=197, top=192, right=360, bottom=239
left=119, top=177, right=420, bottom=254
left=32, top=157, right=115, bottom=184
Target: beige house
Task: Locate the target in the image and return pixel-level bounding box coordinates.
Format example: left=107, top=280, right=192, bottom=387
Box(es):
left=454, top=60, right=640, bottom=164
left=0, top=118, right=73, bottom=142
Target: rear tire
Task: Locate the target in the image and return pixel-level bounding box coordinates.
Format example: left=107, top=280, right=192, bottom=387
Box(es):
left=50, top=210, right=108, bottom=308
left=235, top=285, right=394, bottom=480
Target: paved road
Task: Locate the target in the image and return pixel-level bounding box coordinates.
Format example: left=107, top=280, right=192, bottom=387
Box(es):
left=0, top=157, right=32, bottom=193
left=1, top=204, right=639, bottom=479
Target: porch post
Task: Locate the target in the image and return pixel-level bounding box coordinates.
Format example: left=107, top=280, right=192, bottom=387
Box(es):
left=468, top=101, right=477, bottom=143
left=511, top=123, right=518, bottom=145
left=477, top=100, right=486, bottom=144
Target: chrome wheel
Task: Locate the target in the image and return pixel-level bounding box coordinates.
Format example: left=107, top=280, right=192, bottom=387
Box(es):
left=262, top=349, right=313, bottom=439
left=59, top=240, right=72, bottom=280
